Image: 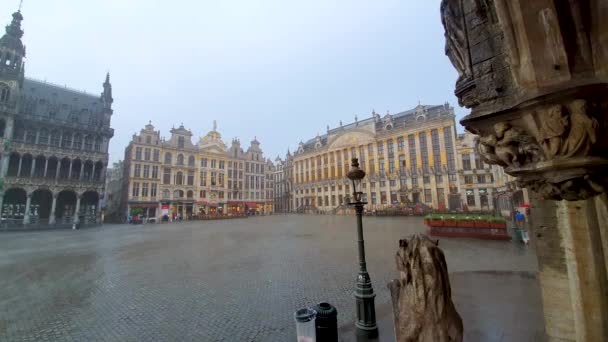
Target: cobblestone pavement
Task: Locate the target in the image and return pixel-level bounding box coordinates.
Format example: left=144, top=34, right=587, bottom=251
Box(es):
left=0, top=215, right=540, bottom=341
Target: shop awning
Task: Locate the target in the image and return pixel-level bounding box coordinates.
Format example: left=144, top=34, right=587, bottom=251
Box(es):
left=197, top=201, right=208, bottom=205
left=227, top=201, right=243, bottom=206
left=246, top=202, right=257, bottom=208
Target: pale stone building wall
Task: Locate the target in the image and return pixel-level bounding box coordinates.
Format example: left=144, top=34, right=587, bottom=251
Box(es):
left=291, top=104, right=459, bottom=213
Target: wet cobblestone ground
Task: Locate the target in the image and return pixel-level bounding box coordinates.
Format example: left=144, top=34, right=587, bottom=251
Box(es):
left=0, top=215, right=541, bottom=341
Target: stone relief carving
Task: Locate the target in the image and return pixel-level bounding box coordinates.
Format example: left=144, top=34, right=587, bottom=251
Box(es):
left=539, top=104, right=568, bottom=158
left=561, top=99, right=599, bottom=158
left=475, top=99, right=604, bottom=200
left=476, top=122, right=543, bottom=168
left=440, top=0, right=471, bottom=85
left=388, top=234, right=463, bottom=342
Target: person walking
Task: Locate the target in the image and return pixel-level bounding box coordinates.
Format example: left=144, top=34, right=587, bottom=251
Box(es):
left=515, top=211, right=525, bottom=229
left=515, top=211, right=529, bottom=244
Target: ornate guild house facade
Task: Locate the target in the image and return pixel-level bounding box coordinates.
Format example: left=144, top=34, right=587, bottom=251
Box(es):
left=291, top=104, right=459, bottom=212
left=122, top=121, right=273, bottom=220
left=0, top=11, right=114, bottom=226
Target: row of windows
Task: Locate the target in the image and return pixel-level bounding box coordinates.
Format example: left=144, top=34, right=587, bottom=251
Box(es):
left=295, top=187, right=445, bottom=207
left=465, top=189, right=490, bottom=207
left=131, top=182, right=158, bottom=198
left=294, top=174, right=458, bottom=195
left=463, top=174, right=494, bottom=184
left=295, top=129, right=456, bottom=184
left=461, top=153, right=486, bottom=171
left=10, top=126, right=103, bottom=151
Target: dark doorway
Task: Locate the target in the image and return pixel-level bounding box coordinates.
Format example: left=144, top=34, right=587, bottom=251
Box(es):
left=31, top=189, right=53, bottom=222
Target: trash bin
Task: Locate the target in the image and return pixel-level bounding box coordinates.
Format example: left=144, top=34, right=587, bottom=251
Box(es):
left=313, top=302, right=338, bottom=342
left=294, top=307, right=317, bottom=342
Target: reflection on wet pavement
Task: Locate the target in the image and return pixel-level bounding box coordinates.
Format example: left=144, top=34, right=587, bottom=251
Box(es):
left=0, top=215, right=542, bottom=341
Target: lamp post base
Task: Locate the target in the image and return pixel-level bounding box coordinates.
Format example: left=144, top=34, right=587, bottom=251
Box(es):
left=355, top=271, right=377, bottom=335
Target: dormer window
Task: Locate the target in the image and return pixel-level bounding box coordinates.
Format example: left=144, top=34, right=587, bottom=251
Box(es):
left=178, top=136, right=185, bottom=148
left=146, top=136, right=151, bottom=144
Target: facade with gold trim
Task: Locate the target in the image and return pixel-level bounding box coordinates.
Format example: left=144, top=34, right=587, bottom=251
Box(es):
left=291, top=104, right=460, bottom=212
left=121, top=122, right=272, bottom=220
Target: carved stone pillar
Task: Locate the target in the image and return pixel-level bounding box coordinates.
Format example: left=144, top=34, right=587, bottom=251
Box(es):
left=79, top=163, right=84, bottom=181
left=67, top=160, right=73, bottom=179
left=0, top=116, right=14, bottom=177
left=441, top=1, right=608, bottom=341
left=55, top=161, right=60, bottom=181
left=0, top=192, right=4, bottom=222
left=30, top=157, right=36, bottom=177
left=49, top=194, right=57, bottom=225
left=73, top=194, right=81, bottom=225
left=23, top=192, right=32, bottom=225
left=43, top=158, right=48, bottom=178
left=97, top=197, right=103, bottom=224
left=16, top=155, right=22, bottom=177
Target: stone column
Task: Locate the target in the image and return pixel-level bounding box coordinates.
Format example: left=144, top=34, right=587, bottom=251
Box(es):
left=0, top=192, right=4, bottom=223
left=73, top=195, right=81, bottom=225
left=67, top=159, right=73, bottom=179
left=16, top=155, right=22, bottom=177
left=440, top=2, right=608, bottom=341
left=91, top=163, right=96, bottom=182
left=23, top=192, right=32, bottom=225
left=97, top=197, right=103, bottom=224
left=79, top=163, right=85, bottom=181
left=55, top=161, right=61, bottom=181
left=43, top=158, right=48, bottom=178
left=0, top=116, right=14, bottom=177
left=30, top=157, right=36, bottom=177
left=49, top=194, right=57, bottom=225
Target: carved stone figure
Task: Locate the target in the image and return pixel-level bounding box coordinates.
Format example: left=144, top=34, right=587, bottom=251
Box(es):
left=388, top=234, right=463, bottom=342
left=539, top=105, right=568, bottom=158
left=561, top=99, right=598, bottom=158
left=477, top=122, right=544, bottom=168
left=440, top=0, right=470, bottom=84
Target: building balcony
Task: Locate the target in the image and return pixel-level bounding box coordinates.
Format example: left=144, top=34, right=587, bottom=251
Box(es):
left=3, top=176, right=105, bottom=189
left=8, top=141, right=109, bottom=159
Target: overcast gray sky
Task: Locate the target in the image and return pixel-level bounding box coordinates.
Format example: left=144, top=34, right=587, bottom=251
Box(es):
left=3, top=0, right=466, bottom=163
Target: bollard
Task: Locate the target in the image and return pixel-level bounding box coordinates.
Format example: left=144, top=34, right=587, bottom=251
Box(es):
left=294, top=308, right=317, bottom=342
left=313, top=302, right=338, bottom=342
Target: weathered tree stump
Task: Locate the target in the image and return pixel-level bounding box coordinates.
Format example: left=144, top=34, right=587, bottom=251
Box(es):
left=387, top=234, right=463, bottom=342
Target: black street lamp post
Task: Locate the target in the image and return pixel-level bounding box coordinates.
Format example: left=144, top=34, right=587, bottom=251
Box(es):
left=347, top=158, right=378, bottom=337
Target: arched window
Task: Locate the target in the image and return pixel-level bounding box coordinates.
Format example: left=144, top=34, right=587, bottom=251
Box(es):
left=146, top=136, right=151, bottom=144
left=73, top=133, right=82, bottom=149
left=164, top=152, right=172, bottom=164
left=187, top=190, right=193, bottom=199
left=177, top=154, right=184, bottom=165
left=188, top=155, right=195, bottom=166
left=178, top=136, right=185, bottom=148
left=38, top=128, right=49, bottom=145
left=50, top=130, right=60, bottom=146
left=0, top=83, right=9, bottom=103
left=84, top=135, right=93, bottom=150
left=162, top=190, right=170, bottom=199
left=94, top=137, right=102, bottom=151
left=61, top=132, right=72, bottom=148
left=25, top=129, right=36, bottom=144
left=175, top=171, right=183, bottom=185
left=13, top=124, right=24, bottom=141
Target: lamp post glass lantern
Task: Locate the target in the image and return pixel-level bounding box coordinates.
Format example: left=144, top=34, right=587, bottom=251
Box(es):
left=347, top=158, right=378, bottom=335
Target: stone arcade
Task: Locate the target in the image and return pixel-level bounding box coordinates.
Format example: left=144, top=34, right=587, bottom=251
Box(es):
left=0, top=10, right=114, bottom=227
left=441, top=0, right=608, bottom=341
